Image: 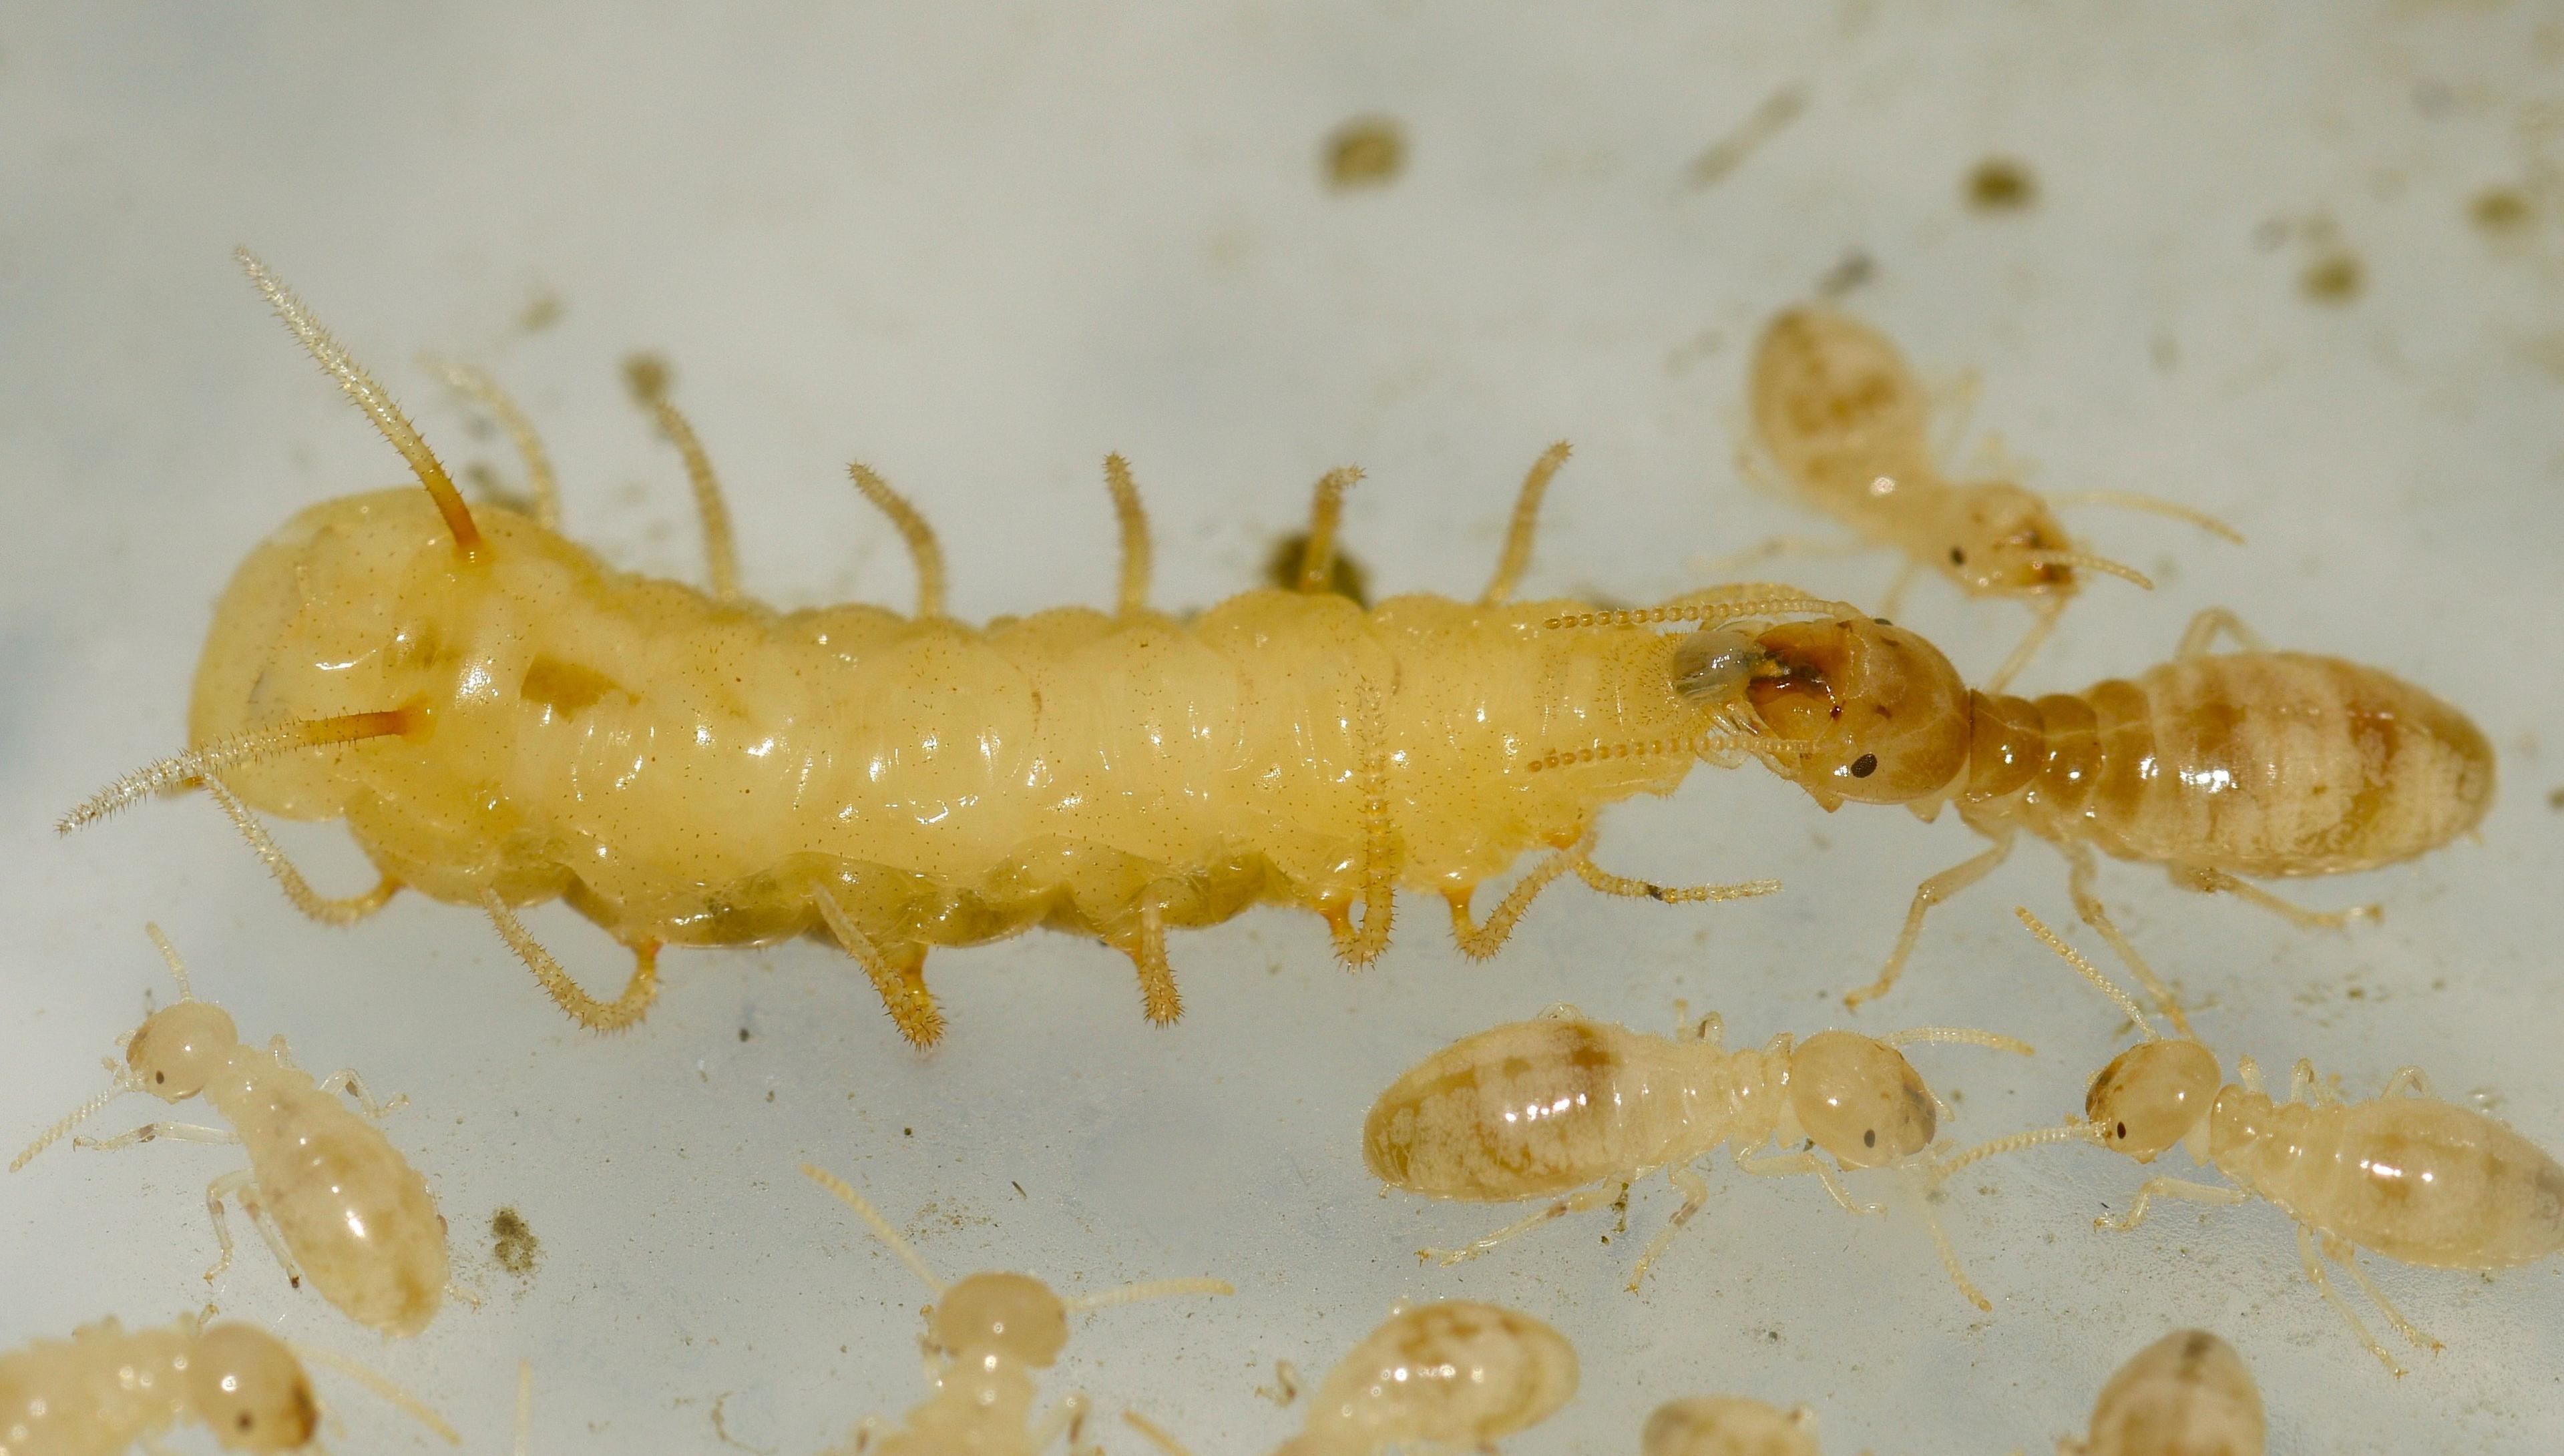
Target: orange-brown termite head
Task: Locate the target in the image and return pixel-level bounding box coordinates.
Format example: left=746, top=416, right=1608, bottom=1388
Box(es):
left=2085, top=1039, right=2222, bottom=1164
left=1938, top=482, right=2075, bottom=596
left=1725, top=616, right=1972, bottom=810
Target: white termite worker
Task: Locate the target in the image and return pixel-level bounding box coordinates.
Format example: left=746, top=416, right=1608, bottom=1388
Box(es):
left=11, top=925, right=450, bottom=1337
left=1934, top=909, right=2564, bottom=1375
left=2060, top=1329, right=2264, bottom=1456
left=1361, top=1003, right=2032, bottom=1307
left=1643, top=1396, right=1820, bottom=1456
left=1123, top=1300, right=1576, bottom=1456
left=799, top=1164, right=1231, bottom=1456
left=0, top=1309, right=457, bottom=1455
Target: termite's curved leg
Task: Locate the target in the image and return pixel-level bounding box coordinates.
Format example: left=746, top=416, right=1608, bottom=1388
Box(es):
left=1625, top=1164, right=1713, bottom=1290
left=2175, top=607, right=2269, bottom=659
left=479, top=891, right=660, bottom=1033
left=1845, top=831, right=2015, bottom=1011
left=1897, top=1164, right=1992, bottom=1312
left=2289, top=1059, right=2341, bottom=1108
left=316, top=1066, right=407, bottom=1119
left=2329, top=1232, right=2440, bottom=1352
left=1327, top=678, right=1398, bottom=967
left=202, top=1167, right=301, bottom=1288
left=1123, top=902, right=1182, bottom=1025
left=2236, top=1055, right=2266, bottom=1096
left=425, top=357, right=560, bottom=529
left=1878, top=559, right=1923, bottom=624
left=2380, top=1065, right=2437, bottom=1100
left=813, top=887, right=942, bottom=1047
left=1984, top=594, right=2066, bottom=694
left=624, top=356, right=739, bottom=601
left=1571, top=855, right=1781, bottom=906
left=1446, top=840, right=1585, bottom=959
left=2063, top=840, right=2196, bottom=1039
left=2302, top=1224, right=2402, bottom=1375
left=847, top=463, right=949, bottom=620
left=1102, top=454, right=1152, bottom=618
left=1293, top=465, right=1364, bottom=594
left=77, top=1122, right=238, bottom=1153
left=202, top=778, right=403, bottom=927
left=2094, top=1176, right=2246, bottom=1233
left=1734, top=1146, right=1882, bottom=1217
left=2171, top=864, right=2378, bottom=931
left=1422, top=1176, right=1630, bottom=1266
left=1480, top=441, right=1572, bottom=605
left=1675, top=1006, right=1725, bottom=1046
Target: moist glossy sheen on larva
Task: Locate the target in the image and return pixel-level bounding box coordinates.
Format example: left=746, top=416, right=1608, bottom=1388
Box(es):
left=1275, top=1302, right=1577, bottom=1456
left=0, top=1316, right=318, bottom=1456
left=1642, top=1396, right=1821, bottom=1456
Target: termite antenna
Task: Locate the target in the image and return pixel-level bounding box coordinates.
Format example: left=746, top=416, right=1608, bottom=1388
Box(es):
left=1102, top=453, right=1154, bottom=617
left=11, top=1073, right=132, bottom=1172
left=142, top=923, right=195, bottom=1001
left=1122, top=1409, right=1198, bottom=1456
left=284, top=1337, right=461, bottom=1445
left=2013, top=907, right=2159, bottom=1039
left=1542, top=591, right=1852, bottom=631
left=847, top=462, right=948, bottom=620
left=1329, top=678, right=1398, bottom=967
left=2015, top=547, right=2153, bottom=590
left=2047, top=489, right=2245, bottom=545
left=1926, top=1119, right=2102, bottom=1187
left=1061, top=1276, right=1235, bottom=1314
left=515, top=1359, right=533, bottom=1456
left=423, top=355, right=561, bottom=529
left=1878, top=1026, right=2036, bottom=1057
left=799, top=1163, right=947, bottom=1295
left=1296, top=466, right=1365, bottom=593
left=1524, top=728, right=1807, bottom=775
left=1480, top=441, right=1571, bottom=605
left=235, top=250, right=482, bottom=561
left=57, top=709, right=416, bottom=834
left=624, top=356, right=740, bottom=602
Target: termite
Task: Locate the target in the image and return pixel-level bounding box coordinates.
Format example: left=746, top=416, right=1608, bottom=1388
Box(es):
left=797, top=1164, right=1231, bottom=1456
left=0, top=1310, right=456, bottom=1454
left=1641, top=1397, right=1820, bottom=1456
left=62, top=252, right=1804, bottom=1049
left=1123, top=1300, right=1577, bottom=1456
left=1623, top=601, right=2493, bottom=1021
left=1360, top=1003, right=2031, bottom=1307
left=2061, top=1328, right=2264, bottom=1456
left=11, top=925, right=450, bottom=1337
left=1933, top=908, right=2564, bottom=1375
left=1746, top=305, right=2240, bottom=688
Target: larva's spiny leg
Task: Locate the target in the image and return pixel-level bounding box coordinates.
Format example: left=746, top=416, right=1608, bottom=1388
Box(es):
left=813, top=886, right=944, bottom=1047
left=1983, top=593, right=2066, bottom=694
left=1844, top=831, right=2014, bottom=1011
left=2300, top=1223, right=2402, bottom=1376
left=235, top=249, right=483, bottom=559
left=2060, top=841, right=2195, bottom=1039
left=425, top=356, right=561, bottom=529
left=624, top=356, right=740, bottom=602
left=1102, top=454, right=1152, bottom=617
left=479, top=890, right=661, bottom=1033
left=1126, top=903, right=1182, bottom=1025
left=203, top=776, right=404, bottom=926
left=1421, top=1176, right=1629, bottom=1266
left=2173, top=865, right=2379, bottom=931
left=58, top=708, right=415, bottom=833
left=1479, top=441, right=1570, bottom=605
left=1327, top=680, right=1398, bottom=967
left=1295, top=465, right=1364, bottom=593
left=2380, top=1065, right=2436, bottom=1100
left=2175, top=605, right=2270, bottom=658
left=1625, top=1164, right=1712, bottom=1290
left=2330, top=1234, right=2441, bottom=1352
left=1445, top=835, right=1588, bottom=960
left=847, top=462, right=948, bottom=620
left=2288, top=1058, right=2336, bottom=1107
left=1569, top=855, right=1780, bottom=906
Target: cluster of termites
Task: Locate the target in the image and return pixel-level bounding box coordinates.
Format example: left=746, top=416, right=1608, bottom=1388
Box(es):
left=8, top=242, right=2543, bottom=1453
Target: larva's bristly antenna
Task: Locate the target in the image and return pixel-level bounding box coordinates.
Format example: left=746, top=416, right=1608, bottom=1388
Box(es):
left=847, top=462, right=948, bottom=620
left=1879, top=1025, right=2036, bottom=1057
left=2013, top=907, right=2157, bottom=1039
left=1329, top=678, right=1398, bottom=967
left=235, top=249, right=482, bottom=560
left=1060, top=1275, right=1235, bottom=1314
left=2017, top=547, right=2152, bottom=590
left=1295, top=465, right=1364, bottom=594
left=1570, top=857, right=1779, bottom=906
left=1524, top=728, right=1809, bottom=775
left=1480, top=441, right=1570, bottom=605
left=624, top=356, right=740, bottom=602
left=799, top=1163, right=947, bottom=1295
left=1542, top=591, right=1850, bottom=631
left=11, top=1073, right=133, bottom=1172
left=424, top=355, right=560, bottom=529
left=285, top=1337, right=461, bottom=1445
left=57, top=709, right=416, bottom=834
left=142, top=922, right=194, bottom=1001
left=2048, top=489, right=2246, bottom=545
left=1102, top=453, right=1153, bottom=616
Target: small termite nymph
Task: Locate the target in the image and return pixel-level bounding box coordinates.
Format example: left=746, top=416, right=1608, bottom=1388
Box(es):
left=1361, top=1003, right=2032, bottom=1308
left=1643, top=1396, right=1821, bottom=1456
left=11, top=925, right=451, bottom=1337
left=1934, top=909, right=2564, bottom=1376
left=1641, top=603, right=2493, bottom=1020
left=0, top=1311, right=455, bottom=1454
left=2061, top=1329, right=2264, bottom=1456
left=1746, top=305, right=2241, bottom=688
left=1125, top=1300, right=1576, bottom=1456
left=798, top=1164, right=1231, bottom=1456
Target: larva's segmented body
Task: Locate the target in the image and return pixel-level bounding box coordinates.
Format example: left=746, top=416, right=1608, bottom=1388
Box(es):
left=0, top=1316, right=314, bottom=1456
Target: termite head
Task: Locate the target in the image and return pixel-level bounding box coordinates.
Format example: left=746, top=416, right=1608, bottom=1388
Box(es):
left=1642, top=1397, right=1820, bottom=1456
left=1695, top=616, right=1970, bottom=810
left=189, top=1322, right=319, bottom=1451
left=930, top=1272, right=1070, bottom=1367
left=2085, top=1039, right=2221, bottom=1163
left=1787, top=1031, right=1937, bottom=1169
left=1939, top=483, right=2074, bottom=595
left=127, top=1001, right=241, bottom=1102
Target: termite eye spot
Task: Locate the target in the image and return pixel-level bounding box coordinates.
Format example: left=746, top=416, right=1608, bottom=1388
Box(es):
left=237, top=1414, right=254, bottom=1431
left=2115, top=1122, right=2128, bottom=1140
left=154, top=1072, right=166, bottom=1084
left=1871, top=617, right=1890, bottom=626
left=1949, top=546, right=1966, bottom=565
left=1850, top=754, right=1878, bottom=778
left=1862, top=1128, right=1876, bottom=1148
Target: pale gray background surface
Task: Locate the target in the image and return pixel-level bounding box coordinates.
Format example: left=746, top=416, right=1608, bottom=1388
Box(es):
left=3, top=4, right=2561, bottom=1452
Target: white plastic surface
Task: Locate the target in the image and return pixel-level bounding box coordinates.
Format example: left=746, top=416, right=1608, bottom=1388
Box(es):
left=4, top=5, right=2561, bottom=1453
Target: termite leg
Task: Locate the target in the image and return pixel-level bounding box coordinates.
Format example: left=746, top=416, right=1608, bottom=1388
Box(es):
left=479, top=891, right=661, bottom=1033
left=846, top=463, right=949, bottom=620
left=205, top=1168, right=304, bottom=1289
left=1733, top=1147, right=1882, bottom=1217
left=2093, top=1175, right=2247, bottom=1233
left=1984, top=594, right=2067, bottom=694
left=202, top=777, right=404, bottom=926
left=77, top=1122, right=238, bottom=1153
left=1479, top=441, right=1570, bottom=605
left=2328, top=1232, right=2441, bottom=1351
left=2300, top=1224, right=2402, bottom=1376
left=1327, top=679, right=1397, bottom=967
left=624, top=356, right=740, bottom=601
left=2288, top=1059, right=2340, bottom=1107
left=1878, top=559, right=1922, bottom=623
left=1293, top=465, right=1364, bottom=593
left=1029, top=1393, right=1093, bottom=1456
left=1422, top=1176, right=1630, bottom=1266
left=1102, top=453, right=1153, bottom=617
left=813, top=886, right=943, bottom=1047
left=1902, top=1166, right=1992, bottom=1312
left=315, top=1066, right=407, bottom=1119
left=2237, top=1055, right=2266, bottom=1096
left=2172, top=865, right=2378, bottom=931
left=2380, top=1065, right=2436, bottom=1100
left=1625, top=1164, right=1713, bottom=1290
left=1124, top=903, right=1182, bottom=1025
left=1570, top=855, right=1780, bottom=907
left=427, top=356, right=561, bottom=529
left=1845, top=831, right=2015, bottom=1011
left=1445, top=840, right=1585, bottom=959
left=2062, top=840, right=2196, bottom=1039
left=2175, top=606, right=2270, bottom=658
left=1675, top=1007, right=1725, bottom=1046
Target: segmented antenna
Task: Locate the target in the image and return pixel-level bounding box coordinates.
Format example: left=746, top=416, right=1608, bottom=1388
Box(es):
left=2016, top=547, right=2152, bottom=590
left=1878, top=1026, right=2036, bottom=1057
left=142, top=923, right=194, bottom=1001
left=2013, top=907, right=2158, bottom=1038
left=1102, top=454, right=1153, bottom=617
left=11, top=1074, right=132, bottom=1172
left=847, top=463, right=949, bottom=620
left=624, top=355, right=739, bottom=602
left=424, top=355, right=560, bottom=529
left=1296, top=466, right=1365, bottom=594
left=57, top=710, right=413, bottom=834
left=800, top=1163, right=947, bottom=1294
left=1542, top=591, right=1854, bottom=631
left=1060, top=1276, right=1235, bottom=1314
left=285, top=1337, right=461, bottom=1444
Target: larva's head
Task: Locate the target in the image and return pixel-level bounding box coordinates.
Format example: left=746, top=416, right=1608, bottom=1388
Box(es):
left=1681, top=616, right=1970, bottom=810
left=1938, top=483, right=2075, bottom=596
left=1641, top=1397, right=1821, bottom=1456
left=1785, top=1030, right=1937, bottom=1169
left=930, top=1272, right=1070, bottom=1367
left=2085, top=1039, right=2221, bottom=1163
left=2082, top=1330, right=2265, bottom=1456
left=127, top=1000, right=242, bottom=1102
left=188, top=1322, right=319, bottom=1451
